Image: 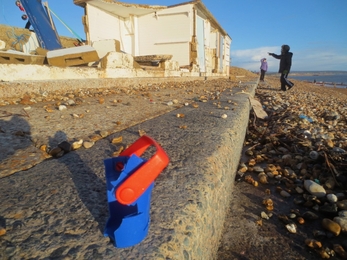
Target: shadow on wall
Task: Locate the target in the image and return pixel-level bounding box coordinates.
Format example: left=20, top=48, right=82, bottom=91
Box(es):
left=49, top=130, right=108, bottom=234
left=0, top=113, right=32, bottom=165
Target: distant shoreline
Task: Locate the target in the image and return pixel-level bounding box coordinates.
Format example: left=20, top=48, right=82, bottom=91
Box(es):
left=291, top=72, right=347, bottom=77
left=268, top=71, right=347, bottom=77
left=264, top=71, right=347, bottom=88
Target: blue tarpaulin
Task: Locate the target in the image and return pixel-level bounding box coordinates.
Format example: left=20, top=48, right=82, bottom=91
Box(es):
left=20, top=0, right=62, bottom=50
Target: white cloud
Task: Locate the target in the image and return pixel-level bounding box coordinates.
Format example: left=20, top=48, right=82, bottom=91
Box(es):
left=231, top=46, right=280, bottom=72
left=231, top=46, right=347, bottom=72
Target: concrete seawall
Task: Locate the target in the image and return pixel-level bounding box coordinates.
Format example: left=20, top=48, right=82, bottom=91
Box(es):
left=0, top=78, right=258, bottom=259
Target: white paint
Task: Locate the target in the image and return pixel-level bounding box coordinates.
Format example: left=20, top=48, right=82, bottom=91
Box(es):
left=86, top=4, right=133, bottom=54
left=87, top=5, right=122, bottom=46
left=138, top=4, right=192, bottom=66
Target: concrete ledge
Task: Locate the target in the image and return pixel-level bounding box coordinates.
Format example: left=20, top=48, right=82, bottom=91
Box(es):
left=0, top=50, right=45, bottom=65
left=47, top=45, right=99, bottom=67
left=141, top=82, right=257, bottom=259
left=0, top=78, right=258, bottom=259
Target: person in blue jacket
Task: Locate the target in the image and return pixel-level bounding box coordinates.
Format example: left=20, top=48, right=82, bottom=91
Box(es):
left=259, top=58, right=268, bottom=82
left=268, top=45, right=294, bottom=91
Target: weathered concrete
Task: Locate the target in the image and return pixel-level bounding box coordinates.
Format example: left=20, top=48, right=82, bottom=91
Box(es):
left=92, top=39, right=121, bottom=60
left=0, top=77, right=226, bottom=99
left=0, top=50, right=45, bottom=65
left=0, top=78, right=258, bottom=259
left=47, top=45, right=99, bottom=67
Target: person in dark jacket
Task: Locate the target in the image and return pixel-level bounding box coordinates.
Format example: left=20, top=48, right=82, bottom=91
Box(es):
left=259, top=58, right=268, bottom=82
left=268, top=45, right=294, bottom=91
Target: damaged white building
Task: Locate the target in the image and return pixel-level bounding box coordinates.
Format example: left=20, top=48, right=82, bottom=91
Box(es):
left=0, top=0, right=231, bottom=81
left=74, top=0, right=231, bottom=76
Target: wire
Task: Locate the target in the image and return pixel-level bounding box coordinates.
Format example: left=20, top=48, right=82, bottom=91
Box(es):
left=47, top=6, right=84, bottom=41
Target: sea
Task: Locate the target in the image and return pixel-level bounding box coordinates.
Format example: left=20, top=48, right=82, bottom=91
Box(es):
left=289, top=72, right=347, bottom=88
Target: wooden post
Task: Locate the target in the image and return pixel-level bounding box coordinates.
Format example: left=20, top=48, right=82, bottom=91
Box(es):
left=43, top=1, right=61, bottom=45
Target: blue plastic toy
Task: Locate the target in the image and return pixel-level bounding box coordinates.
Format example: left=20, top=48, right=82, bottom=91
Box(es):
left=104, top=135, right=169, bottom=248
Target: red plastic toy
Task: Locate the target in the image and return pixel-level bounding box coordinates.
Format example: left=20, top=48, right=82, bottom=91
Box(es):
left=115, top=135, right=169, bottom=205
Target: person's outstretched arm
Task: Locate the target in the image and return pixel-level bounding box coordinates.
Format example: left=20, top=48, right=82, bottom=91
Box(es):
left=268, top=52, right=281, bottom=59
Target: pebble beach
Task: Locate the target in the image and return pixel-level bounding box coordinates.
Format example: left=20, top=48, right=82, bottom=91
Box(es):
left=219, top=73, right=347, bottom=260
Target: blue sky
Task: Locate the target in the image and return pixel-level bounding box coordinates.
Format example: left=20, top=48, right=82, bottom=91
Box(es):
left=1, top=0, right=346, bottom=72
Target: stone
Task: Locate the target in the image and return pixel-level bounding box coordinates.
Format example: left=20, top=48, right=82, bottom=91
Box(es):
left=72, top=139, right=83, bottom=150
left=302, top=211, right=319, bottom=220
left=59, top=105, right=67, bottom=111
left=49, top=147, right=64, bottom=158
left=333, top=217, right=347, bottom=233
left=111, top=136, right=123, bottom=144
left=253, top=166, right=264, bottom=172
left=305, top=239, right=322, bottom=249
left=304, top=180, right=326, bottom=198
left=295, top=186, right=304, bottom=194
left=58, top=141, right=72, bottom=153
left=319, top=203, right=338, bottom=216
left=336, top=193, right=346, bottom=200
left=89, top=134, right=102, bottom=142
left=333, top=244, right=347, bottom=259
left=297, top=217, right=305, bottom=224
left=261, top=212, right=269, bottom=220
left=324, top=178, right=336, bottom=190
left=337, top=200, right=347, bottom=210
left=0, top=228, right=6, bottom=236
left=339, top=211, right=347, bottom=218
left=313, top=230, right=327, bottom=238
left=99, top=131, right=109, bottom=138
left=327, top=194, right=338, bottom=203
left=66, top=99, right=76, bottom=106
left=83, top=141, right=95, bottom=149
left=280, top=190, right=291, bottom=198
left=286, top=223, right=297, bottom=233
left=293, top=197, right=305, bottom=205
left=321, top=218, right=341, bottom=236
left=309, top=151, right=319, bottom=160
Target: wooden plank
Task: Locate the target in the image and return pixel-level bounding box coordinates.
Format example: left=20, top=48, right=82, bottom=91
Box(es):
left=249, top=97, right=268, bottom=119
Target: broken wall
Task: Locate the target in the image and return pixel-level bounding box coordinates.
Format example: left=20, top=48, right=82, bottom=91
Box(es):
left=85, top=4, right=132, bottom=53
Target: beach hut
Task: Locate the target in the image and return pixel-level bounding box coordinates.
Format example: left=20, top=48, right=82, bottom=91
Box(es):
left=73, top=0, right=231, bottom=76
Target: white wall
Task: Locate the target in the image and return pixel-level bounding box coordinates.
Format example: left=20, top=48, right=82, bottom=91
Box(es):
left=137, top=4, right=192, bottom=66
left=224, top=36, right=231, bottom=74
left=86, top=4, right=132, bottom=54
